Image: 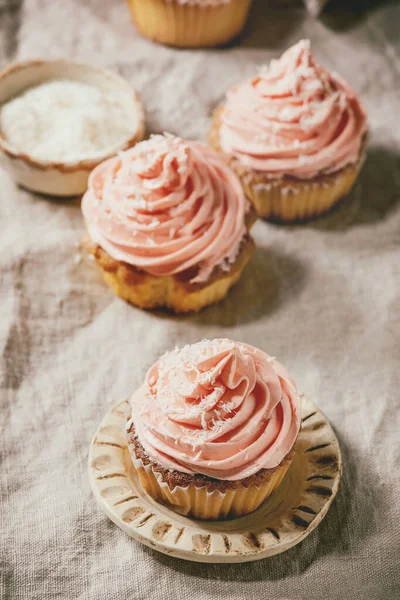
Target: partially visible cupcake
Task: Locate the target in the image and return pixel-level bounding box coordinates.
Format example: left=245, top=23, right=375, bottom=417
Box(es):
left=127, top=339, right=301, bottom=520
left=127, top=0, right=252, bottom=48
left=210, top=40, right=367, bottom=222
left=81, top=134, right=255, bottom=313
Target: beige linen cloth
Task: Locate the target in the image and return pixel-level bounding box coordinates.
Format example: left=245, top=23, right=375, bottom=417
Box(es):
left=1, top=1, right=399, bottom=598
left=303, top=0, right=327, bottom=17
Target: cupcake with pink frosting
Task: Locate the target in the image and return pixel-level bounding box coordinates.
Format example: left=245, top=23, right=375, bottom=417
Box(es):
left=81, top=134, right=255, bottom=313
left=127, top=0, right=252, bottom=49
left=127, top=338, right=301, bottom=520
left=210, top=40, right=367, bottom=222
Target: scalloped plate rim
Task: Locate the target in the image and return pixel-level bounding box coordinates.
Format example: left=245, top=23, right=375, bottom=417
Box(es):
left=89, top=397, right=342, bottom=563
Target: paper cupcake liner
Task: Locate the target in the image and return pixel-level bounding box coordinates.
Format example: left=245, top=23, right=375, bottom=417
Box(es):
left=127, top=0, right=252, bottom=48
left=241, top=161, right=363, bottom=222
left=128, top=446, right=293, bottom=520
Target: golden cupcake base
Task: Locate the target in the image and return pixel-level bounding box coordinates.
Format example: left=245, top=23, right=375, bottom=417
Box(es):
left=89, top=397, right=341, bottom=562
left=82, top=234, right=255, bottom=313
left=241, top=163, right=361, bottom=222
left=127, top=0, right=252, bottom=48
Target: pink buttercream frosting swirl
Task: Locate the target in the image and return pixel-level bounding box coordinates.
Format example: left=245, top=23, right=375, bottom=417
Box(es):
left=219, top=40, right=367, bottom=179
left=131, top=339, right=301, bottom=481
left=82, top=135, right=248, bottom=283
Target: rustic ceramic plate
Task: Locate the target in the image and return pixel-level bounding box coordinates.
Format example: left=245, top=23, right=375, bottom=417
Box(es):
left=89, top=397, right=341, bottom=563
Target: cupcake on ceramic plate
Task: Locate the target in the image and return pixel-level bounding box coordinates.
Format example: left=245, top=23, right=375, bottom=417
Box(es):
left=127, top=338, right=301, bottom=520
left=210, top=40, right=368, bottom=222
left=82, top=134, right=256, bottom=313
left=127, top=0, right=252, bottom=48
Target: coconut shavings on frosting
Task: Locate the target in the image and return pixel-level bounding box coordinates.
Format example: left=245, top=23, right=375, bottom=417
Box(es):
left=82, top=134, right=249, bottom=283
left=130, top=339, right=301, bottom=481
left=219, top=40, right=367, bottom=179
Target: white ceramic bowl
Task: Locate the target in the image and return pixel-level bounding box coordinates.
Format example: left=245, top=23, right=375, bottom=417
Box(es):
left=0, top=60, right=145, bottom=196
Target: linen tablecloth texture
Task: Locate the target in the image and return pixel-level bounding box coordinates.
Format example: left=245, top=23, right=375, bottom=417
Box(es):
left=1, top=1, right=399, bottom=599
left=303, top=0, right=328, bottom=17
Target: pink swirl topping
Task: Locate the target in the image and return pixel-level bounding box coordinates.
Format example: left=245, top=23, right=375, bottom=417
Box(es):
left=131, top=339, right=301, bottom=481
left=219, top=40, right=367, bottom=179
left=82, top=135, right=248, bottom=283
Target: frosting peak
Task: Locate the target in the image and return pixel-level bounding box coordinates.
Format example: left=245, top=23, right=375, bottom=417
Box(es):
left=219, top=40, right=367, bottom=179
left=82, top=134, right=248, bottom=283
left=131, top=339, right=301, bottom=481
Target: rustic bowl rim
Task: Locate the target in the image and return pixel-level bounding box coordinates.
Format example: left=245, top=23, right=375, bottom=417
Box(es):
left=0, top=58, right=146, bottom=173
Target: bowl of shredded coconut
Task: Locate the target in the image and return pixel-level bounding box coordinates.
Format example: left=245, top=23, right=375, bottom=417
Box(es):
left=0, top=60, right=145, bottom=196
